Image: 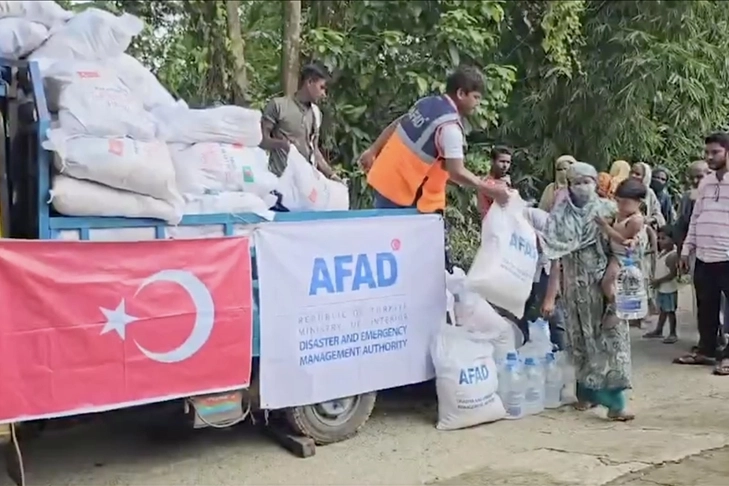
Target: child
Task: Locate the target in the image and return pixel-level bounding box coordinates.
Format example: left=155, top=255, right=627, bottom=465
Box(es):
left=595, top=178, right=648, bottom=303
left=644, top=226, right=679, bottom=343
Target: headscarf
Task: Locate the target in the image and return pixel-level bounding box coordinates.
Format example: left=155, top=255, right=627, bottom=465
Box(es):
left=608, top=160, right=631, bottom=197
left=597, top=172, right=611, bottom=198
left=634, top=162, right=666, bottom=227
left=542, top=162, right=615, bottom=270
left=539, top=154, right=577, bottom=211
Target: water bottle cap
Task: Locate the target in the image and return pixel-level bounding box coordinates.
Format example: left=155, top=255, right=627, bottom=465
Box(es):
left=546, top=352, right=555, bottom=361
left=524, top=357, right=535, bottom=365
left=506, top=352, right=518, bottom=361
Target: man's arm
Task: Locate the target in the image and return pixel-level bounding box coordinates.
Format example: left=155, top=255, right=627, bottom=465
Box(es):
left=259, top=99, right=289, bottom=152
left=358, top=115, right=404, bottom=171
left=681, top=187, right=703, bottom=258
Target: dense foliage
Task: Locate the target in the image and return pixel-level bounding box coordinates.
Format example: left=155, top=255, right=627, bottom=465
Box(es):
left=65, top=0, right=729, bottom=266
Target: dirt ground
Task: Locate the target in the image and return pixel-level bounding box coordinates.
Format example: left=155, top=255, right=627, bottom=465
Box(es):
left=2, top=285, right=729, bottom=486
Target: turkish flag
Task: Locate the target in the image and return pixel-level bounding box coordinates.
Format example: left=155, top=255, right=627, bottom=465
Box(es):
left=0, top=237, right=253, bottom=423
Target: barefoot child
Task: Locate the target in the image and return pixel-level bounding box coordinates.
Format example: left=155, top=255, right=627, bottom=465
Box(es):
left=644, top=226, right=679, bottom=343
left=595, top=178, right=648, bottom=303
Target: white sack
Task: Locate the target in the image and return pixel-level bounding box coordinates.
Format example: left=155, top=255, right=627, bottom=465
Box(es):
left=277, top=146, right=349, bottom=211
left=432, top=325, right=505, bottom=430
left=183, top=192, right=275, bottom=221
left=152, top=104, right=262, bottom=146
left=43, top=128, right=181, bottom=204
left=30, top=8, right=142, bottom=62
left=170, top=143, right=278, bottom=199
left=111, top=53, right=176, bottom=111
left=453, top=289, right=516, bottom=364
left=0, top=1, right=72, bottom=28
left=51, top=175, right=182, bottom=224
left=43, top=62, right=156, bottom=140
left=467, top=196, right=539, bottom=319
left=0, top=18, right=49, bottom=59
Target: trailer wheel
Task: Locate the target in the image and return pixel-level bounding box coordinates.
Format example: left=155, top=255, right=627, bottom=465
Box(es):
left=285, top=392, right=376, bottom=445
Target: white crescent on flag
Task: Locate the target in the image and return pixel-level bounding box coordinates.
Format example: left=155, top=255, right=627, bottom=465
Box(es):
left=99, top=269, right=216, bottom=364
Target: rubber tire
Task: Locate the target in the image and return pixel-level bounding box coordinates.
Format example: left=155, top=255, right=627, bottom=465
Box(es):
left=285, top=392, right=377, bottom=445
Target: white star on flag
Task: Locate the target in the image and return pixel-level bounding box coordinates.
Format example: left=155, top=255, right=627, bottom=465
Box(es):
left=100, top=300, right=139, bottom=339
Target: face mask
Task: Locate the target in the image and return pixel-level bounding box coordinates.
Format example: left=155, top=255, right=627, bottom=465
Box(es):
left=555, top=169, right=568, bottom=185
left=650, top=180, right=666, bottom=192
left=570, top=182, right=596, bottom=206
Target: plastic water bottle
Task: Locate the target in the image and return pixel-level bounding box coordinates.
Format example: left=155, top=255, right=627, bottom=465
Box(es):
left=498, top=352, right=518, bottom=397
left=555, top=351, right=577, bottom=404
left=523, top=357, right=545, bottom=415
left=543, top=353, right=562, bottom=409
left=616, top=253, right=648, bottom=320
left=499, top=354, right=524, bottom=419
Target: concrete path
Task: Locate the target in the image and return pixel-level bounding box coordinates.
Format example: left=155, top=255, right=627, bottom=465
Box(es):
left=2, top=286, right=728, bottom=486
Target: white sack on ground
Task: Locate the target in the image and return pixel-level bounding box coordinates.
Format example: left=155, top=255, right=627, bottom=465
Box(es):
left=30, top=8, right=142, bottom=62
left=170, top=143, right=278, bottom=199
left=432, top=325, right=505, bottom=430
left=183, top=192, right=275, bottom=221
left=452, top=288, right=516, bottom=364
left=277, top=146, right=349, bottom=211
left=50, top=175, right=182, bottom=224
left=467, top=196, right=539, bottom=319
left=43, top=128, right=182, bottom=204
left=152, top=104, right=263, bottom=146
left=0, top=1, right=72, bottom=28
left=43, top=62, right=156, bottom=140
left=111, top=53, right=176, bottom=111
left=0, top=18, right=49, bottom=59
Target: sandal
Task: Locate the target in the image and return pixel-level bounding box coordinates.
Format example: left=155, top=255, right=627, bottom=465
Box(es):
left=712, top=360, right=729, bottom=376
left=663, top=335, right=678, bottom=344
left=673, top=353, right=714, bottom=365
left=573, top=402, right=597, bottom=411
left=607, top=410, right=635, bottom=422
left=643, top=330, right=663, bottom=339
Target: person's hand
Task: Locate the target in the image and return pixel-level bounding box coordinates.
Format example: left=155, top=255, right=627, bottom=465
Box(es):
left=679, top=254, right=690, bottom=274
left=622, top=238, right=637, bottom=249
left=358, top=148, right=376, bottom=172
left=541, top=297, right=556, bottom=317
left=486, top=184, right=511, bottom=206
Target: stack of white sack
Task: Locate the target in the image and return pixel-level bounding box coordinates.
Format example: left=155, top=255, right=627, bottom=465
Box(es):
left=277, top=146, right=349, bottom=211
left=466, top=195, right=539, bottom=319
left=154, top=101, right=273, bottom=219
left=0, top=1, right=70, bottom=59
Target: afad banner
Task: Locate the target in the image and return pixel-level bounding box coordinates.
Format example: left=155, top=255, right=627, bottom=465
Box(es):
left=256, top=215, right=446, bottom=409
left=0, top=238, right=253, bottom=423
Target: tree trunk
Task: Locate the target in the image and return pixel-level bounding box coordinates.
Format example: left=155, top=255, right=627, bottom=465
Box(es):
left=225, top=0, right=249, bottom=105
left=281, top=0, right=302, bottom=96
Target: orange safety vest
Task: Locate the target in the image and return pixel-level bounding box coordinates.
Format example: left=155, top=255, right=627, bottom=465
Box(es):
left=367, top=95, right=462, bottom=213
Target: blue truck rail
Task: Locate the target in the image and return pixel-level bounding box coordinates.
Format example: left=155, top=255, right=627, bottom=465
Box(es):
left=0, top=58, right=419, bottom=357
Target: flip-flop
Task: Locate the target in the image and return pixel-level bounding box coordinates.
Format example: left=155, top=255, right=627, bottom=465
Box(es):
left=643, top=331, right=663, bottom=339
left=673, top=354, right=714, bottom=365
left=712, top=361, right=729, bottom=376
left=607, top=410, right=635, bottom=422
left=663, top=335, right=678, bottom=344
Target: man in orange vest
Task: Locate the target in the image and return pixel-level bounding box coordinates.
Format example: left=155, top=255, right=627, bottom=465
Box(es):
left=358, top=66, right=510, bottom=212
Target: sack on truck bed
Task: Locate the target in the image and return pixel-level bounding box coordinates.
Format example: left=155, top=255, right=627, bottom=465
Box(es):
left=432, top=324, right=505, bottom=430
left=51, top=175, right=182, bottom=224
left=43, top=62, right=156, bottom=140
left=0, top=1, right=72, bottom=28
left=152, top=103, right=262, bottom=146
left=0, top=18, right=49, bottom=59
left=277, top=146, right=349, bottom=211
left=466, top=196, right=539, bottom=319
left=170, top=143, right=278, bottom=199
left=183, top=192, right=275, bottom=220
left=43, top=128, right=182, bottom=205
left=111, top=53, right=176, bottom=111
left=30, top=8, right=142, bottom=64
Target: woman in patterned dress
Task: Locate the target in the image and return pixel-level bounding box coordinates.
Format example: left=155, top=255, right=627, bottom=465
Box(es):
left=541, top=162, right=634, bottom=421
